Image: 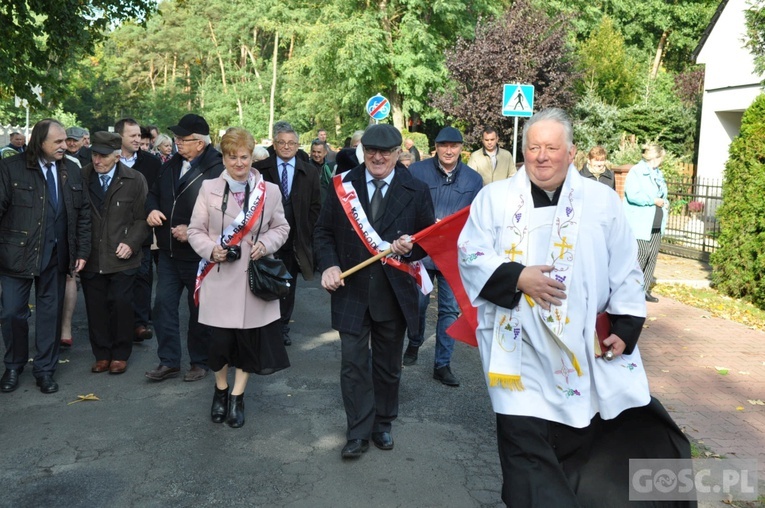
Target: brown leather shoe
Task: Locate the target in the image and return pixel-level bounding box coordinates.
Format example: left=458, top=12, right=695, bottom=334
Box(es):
left=134, top=325, right=153, bottom=342
left=183, top=365, right=208, bottom=382
left=91, top=360, right=110, bottom=373
left=145, top=365, right=180, bottom=381
left=109, top=360, right=127, bottom=374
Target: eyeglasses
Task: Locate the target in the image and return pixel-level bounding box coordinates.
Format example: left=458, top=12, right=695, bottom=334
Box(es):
left=364, top=147, right=396, bottom=158
left=275, top=140, right=299, bottom=148
left=174, top=136, right=200, bottom=144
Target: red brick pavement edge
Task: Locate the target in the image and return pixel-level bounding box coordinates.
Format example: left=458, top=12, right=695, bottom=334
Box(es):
left=640, top=296, right=765, bottom=481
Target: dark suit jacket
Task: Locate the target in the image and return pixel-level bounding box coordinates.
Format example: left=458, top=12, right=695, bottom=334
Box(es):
left=132, top=150, right=161, bottom=246
left=255, top=155, right=321, bottom=280
left=313, top=165, right=435, bottom=336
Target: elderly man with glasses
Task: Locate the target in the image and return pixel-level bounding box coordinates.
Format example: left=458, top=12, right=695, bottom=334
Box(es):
left=254, top=121, right=320, bottom=346
left=315, top=124, right=435, bottom=459
left=145, top=114, right=224, bottom=382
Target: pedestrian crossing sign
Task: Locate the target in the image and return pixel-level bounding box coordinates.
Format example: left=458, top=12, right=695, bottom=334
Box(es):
left=502, top=84, right=534, bottom=118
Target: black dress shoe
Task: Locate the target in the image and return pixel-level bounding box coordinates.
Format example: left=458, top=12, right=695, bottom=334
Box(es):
left=36, top=375, right=59, bottom=394
left=371, top=431, right=394, bottom=450
left=1, top=368, right=22, bottom=393
left=283, top=336, right=292, bottom=346
left=645, top=293, right=659, bottom=303
left=341, top=439, right=369, bottom=458
left=402, top=345, right=419, bottom=366
left=433, top=365, right=460, bottom=387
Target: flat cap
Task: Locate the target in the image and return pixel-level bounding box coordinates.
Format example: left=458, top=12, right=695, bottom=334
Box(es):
left=434, top=126, right=463, bottom=144
left=168, top=113, right=210, bottom=137
left=65, top=126, right=87, bottom=140
left=360, top=124, right=402, bottom=150
left=90, top=131, right=122, bottom=155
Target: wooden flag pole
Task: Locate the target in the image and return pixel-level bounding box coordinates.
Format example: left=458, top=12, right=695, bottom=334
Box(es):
left=340, top=247, right=393, bottom=279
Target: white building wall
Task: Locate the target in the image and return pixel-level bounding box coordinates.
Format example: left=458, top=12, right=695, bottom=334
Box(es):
left=696, top=0, right=764, bottom=180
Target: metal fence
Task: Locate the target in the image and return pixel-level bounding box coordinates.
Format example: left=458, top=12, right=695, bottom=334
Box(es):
left=661, top=176, right=723, bottom=262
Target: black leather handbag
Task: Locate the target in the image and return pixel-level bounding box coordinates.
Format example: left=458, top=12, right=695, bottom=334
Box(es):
left=248, top=210, right=292, bottom=301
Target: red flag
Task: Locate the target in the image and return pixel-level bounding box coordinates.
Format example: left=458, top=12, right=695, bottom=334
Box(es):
left=411, top=206, right=478, bottom=347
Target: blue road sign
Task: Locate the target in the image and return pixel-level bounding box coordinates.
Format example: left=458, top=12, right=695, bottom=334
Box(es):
left=502, top=84, right=535, bottom=118
left=366, top=94, right=391, bottom=121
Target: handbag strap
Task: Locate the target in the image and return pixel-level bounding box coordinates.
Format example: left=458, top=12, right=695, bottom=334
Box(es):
left=252, top=202, right=266, bottom=244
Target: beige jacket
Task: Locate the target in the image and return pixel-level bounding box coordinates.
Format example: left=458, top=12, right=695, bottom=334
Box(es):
left=467, top=147, right=516, bottom=186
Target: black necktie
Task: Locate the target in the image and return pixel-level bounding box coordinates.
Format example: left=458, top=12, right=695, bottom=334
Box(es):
left=370, top=180, right=385, bottom=222
left=45, top=163, right=58, bottom=210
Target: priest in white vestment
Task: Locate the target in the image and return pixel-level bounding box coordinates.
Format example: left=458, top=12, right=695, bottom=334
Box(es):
left=458, top=109, right=693, bottom=507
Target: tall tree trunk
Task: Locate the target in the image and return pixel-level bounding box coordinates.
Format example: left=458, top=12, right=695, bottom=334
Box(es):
left=172, top=54, right=177, bottom=85
left=184, top=63, right=191, bottom=109
left=650, top=30, right=669, bottom=79
left=269, top=32, right=279, bottom=139
left=149, top=58, right=156, bottom=93
left=389, top=88, right=405, bottom=132
left=163, top=60, right=168, bottom=88
left=288, top=34, right=295, bottom=60
left=379, top=0, right=404, bottom=130
left=209, top=21, right=228, bottom=93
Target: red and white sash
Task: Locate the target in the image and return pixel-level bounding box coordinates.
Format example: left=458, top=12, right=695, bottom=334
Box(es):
left=194, top=177, right=267, bottom=305
left=333, top=172, right=432, bottom=294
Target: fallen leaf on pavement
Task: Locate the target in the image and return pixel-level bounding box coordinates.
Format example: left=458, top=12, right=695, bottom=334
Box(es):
left=714, top=366, right=729, bottom=375
left=68, top=393, right=100, bottom=405
left=736, top=406, right=744, bottom=411
left=748, top=400, right=764, bottom=405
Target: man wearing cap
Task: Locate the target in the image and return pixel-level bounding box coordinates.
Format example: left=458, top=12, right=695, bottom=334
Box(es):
left=115, top=117, right=162, bottom=343
left=254, top=121, right=320, bottom=346
left=404, top=126, right=482, bottom=387
left=80, top=132, right=149, bottom=375
left=467, top=126, right=516, bottom=186
left=65, top=126, right=92, bottom=168
left=0, top=119, right=91, bottom=394
left=145, top=113, right=224, bottom=382
left=315, top=124, right=435, bottom=459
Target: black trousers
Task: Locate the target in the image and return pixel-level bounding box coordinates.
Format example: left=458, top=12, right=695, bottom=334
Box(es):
left=81, top=269, right=137, bottom=362
left=275, top=246, right=298, bottom=338
left=0, top=255, right=66, bottom=377
left=133, top=245, right=153, bottom=328
left=339, top=308, right=407, bottom=440
left=496, top=398, right=694, bottom=508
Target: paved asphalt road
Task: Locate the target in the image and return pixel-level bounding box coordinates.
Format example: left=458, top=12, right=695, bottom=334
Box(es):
left=0, top=278, right=505, bottom=508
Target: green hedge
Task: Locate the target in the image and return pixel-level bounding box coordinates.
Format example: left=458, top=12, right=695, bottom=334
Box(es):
left=710, top=93, right=765, bottom=308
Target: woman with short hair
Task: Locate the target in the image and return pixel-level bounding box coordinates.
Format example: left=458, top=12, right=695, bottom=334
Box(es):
left=188, top=127, right=290, bottom=428
left=623, top=144, right=669, bottom=303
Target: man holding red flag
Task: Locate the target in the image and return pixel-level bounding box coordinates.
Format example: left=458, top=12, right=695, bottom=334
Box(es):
left=405, top=126, right=482, bottom=387
left=314, top=124, right=435, bottom=460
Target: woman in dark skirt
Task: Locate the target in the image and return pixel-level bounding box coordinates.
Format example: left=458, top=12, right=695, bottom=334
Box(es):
left=188, top=127, right=290, bottom=428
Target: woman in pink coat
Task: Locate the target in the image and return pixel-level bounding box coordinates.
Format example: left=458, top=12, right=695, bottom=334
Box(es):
left=188, top=127, right=290, bottom=428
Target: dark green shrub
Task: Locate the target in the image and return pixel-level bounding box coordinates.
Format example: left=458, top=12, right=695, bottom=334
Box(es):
left=710, top=93, right=765, bottom=308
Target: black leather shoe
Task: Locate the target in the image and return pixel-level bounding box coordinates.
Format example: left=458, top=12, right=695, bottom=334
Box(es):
left=211, top=386, right=229, bottom=424
left=226, top=393, right=245, bottom=428
left=371, top=431, right=394, bottom=450
left=283, top=336, right=292, bottom=346
left=645, top=293, right=659, bottom=303
left=402, top=345, right=419, bottom=366
left=1, top=368, right=22, bottom=393
left=341, top=439, right=369, bottom=459
left=36, top=375, right=59, bottom=394
left=433, top=365, right=460, bottom=387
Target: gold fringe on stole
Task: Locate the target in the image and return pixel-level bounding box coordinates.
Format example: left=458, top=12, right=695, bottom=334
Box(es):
left=488, top=373, right=525, bottom=391
left=570, top=353, right=583, bottom=377
left=524, top=294, right=535, bottom=307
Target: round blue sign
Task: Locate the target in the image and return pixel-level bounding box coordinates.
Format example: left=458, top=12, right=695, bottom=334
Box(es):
left=366, top=94, right=391, bottom=120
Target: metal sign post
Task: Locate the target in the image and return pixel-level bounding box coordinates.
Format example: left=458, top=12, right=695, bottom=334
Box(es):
left=502, top=83, right=535, bottom=164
